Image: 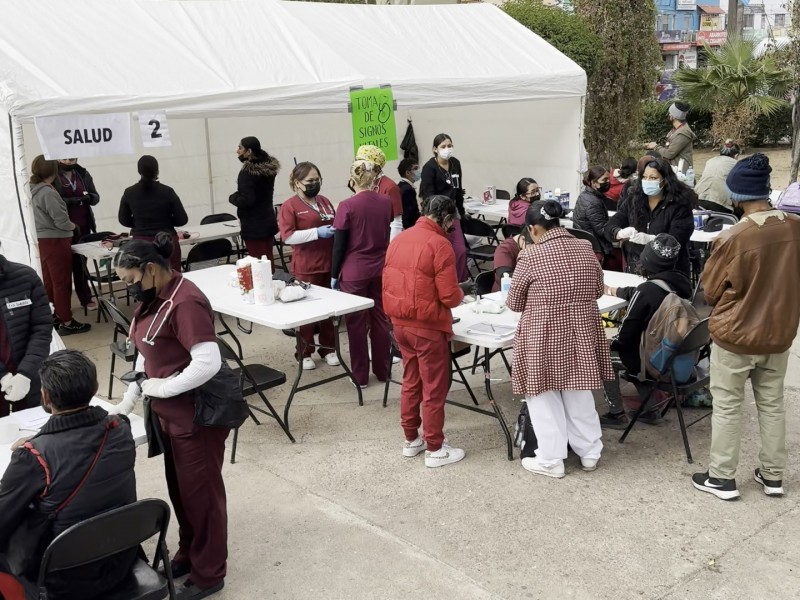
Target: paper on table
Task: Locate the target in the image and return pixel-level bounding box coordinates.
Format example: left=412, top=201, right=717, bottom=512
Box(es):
left=12, top=406, right=50, bottom=431
left=465, top=322, right=515, bottom=337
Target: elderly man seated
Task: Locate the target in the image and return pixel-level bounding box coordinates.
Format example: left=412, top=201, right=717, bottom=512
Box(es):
left=0, top=350, right=137, bottom=599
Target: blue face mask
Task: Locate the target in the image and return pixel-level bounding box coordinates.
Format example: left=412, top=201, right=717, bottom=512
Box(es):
left=641, top=180, right=663, bottom=197
left=412, top=169, right=421, bottom=183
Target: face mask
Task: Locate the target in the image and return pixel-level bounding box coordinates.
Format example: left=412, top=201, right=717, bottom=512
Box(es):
left=60, top=163, right=78, bottom=171
left=529, top=193, right=541, bottom=202
left=128, top=271, right=157, bottom=304
left=412, top=170, right=421, bottom=183
left=438, top=147, right=454, bottom=160
left=238, top=154, right=247, bottom=163
left=303, top=182, right=321, bottom=198
left=597, top=181, right=611, bottom=193
left=641, top=180, right=662, bottom=197
left=347, top=179, right=355, bottom=194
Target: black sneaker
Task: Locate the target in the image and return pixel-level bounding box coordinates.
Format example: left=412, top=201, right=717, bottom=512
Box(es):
left=632, top=410, right=665, bottom=426
left=599, top=412, right=629, bottom=430
left=692, top=471, right=740, bottom=501
left=52, top=316, right=59, bottom=330
left=175, top=579, right=224, bottom=600
left=158, top=560, right=191, bottom=579
left=754, top=468, right=784, bottom=497
left=58, top=320, right=91, bottom=336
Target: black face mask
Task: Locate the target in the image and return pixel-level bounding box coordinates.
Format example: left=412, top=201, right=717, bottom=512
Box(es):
left=60, top=163, right=78, bottom=171
left=238, top=154, right=248, bottom=163
left=128, top=272, right=157, bottom=304
left=304, top=182, right=321, bottom=198
left=597, top=182, right=611, bottom=193
left=529, top=194, right=541, bottom=202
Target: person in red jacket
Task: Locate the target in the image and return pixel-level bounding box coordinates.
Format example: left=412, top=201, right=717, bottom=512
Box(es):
left=383, top=195, right=465, bottom=468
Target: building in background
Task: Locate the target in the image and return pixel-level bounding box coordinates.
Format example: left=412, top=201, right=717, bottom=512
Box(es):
left=656, top=0, right=701, bottom=70
left=733, top=0, right=792, bottom=39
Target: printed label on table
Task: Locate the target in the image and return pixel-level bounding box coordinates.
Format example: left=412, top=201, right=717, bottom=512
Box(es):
left=35, top=112, right=134, bottom=159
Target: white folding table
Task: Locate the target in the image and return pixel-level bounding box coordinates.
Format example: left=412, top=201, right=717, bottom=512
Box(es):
left=447, top=271, right=639, bottom=460
left=1, top=399, right=146, bottom=476
left=183, top=265, right=374, bottom=436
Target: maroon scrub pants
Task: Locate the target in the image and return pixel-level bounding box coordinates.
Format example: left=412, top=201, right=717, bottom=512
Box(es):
left=162, top=424, right=229, bottom=589
left=339, top=276, right=391, bottom=387
left=243, top=238, right=275, bottom=272
left=39, top=237, right=74, bottom=323
left=448, top=219, right=469, bottom=282
left=394, top=325, right=451, bottom=453
left=295, top=272, right=335, bottom=358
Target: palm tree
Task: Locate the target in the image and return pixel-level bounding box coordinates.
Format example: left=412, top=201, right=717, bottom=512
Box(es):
left=674, top=37, right=791, bottom=146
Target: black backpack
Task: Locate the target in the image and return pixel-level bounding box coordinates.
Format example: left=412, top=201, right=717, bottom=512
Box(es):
left=514, top=402, right=538, bottom=459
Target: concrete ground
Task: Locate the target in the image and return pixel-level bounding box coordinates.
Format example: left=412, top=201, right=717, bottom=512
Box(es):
left=61, top=287, right=800, bottom=600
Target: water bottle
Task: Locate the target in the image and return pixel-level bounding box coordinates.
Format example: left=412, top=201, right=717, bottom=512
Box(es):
left=685, top=167, right=695, bottom=188
left=500, top=273, right=512, bottom=302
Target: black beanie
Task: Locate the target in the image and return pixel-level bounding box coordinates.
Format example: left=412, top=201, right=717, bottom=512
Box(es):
left=726, top=153, right=772, bottom=202
left=640, top=234, right=680, bottom=274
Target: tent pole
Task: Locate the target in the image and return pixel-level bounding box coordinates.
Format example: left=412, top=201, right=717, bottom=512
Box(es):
left=204, top=117, right=215, bottom=212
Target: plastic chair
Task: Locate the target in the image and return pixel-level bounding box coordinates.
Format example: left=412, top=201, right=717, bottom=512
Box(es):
left=500, top=224, right=522, bottom=240
left=461, top=218, right=499, bottom=273
left=184, top=239, right=233, bottom=272
left=618, top=318, right=712, bottom=463
left=33, top=499, right=175, bottom=600
left=217, top=337, right=293, bottom=463
left=101, top=299, right=137, bottom=400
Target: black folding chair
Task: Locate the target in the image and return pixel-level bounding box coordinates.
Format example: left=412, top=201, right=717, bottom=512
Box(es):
left=32, top=499, right=175, bottom=600
left=461, top=218, right=500, bottom=274
left=77, top=230, right=124, bottom=317
left=495, top=189, right=511, bottom=200
left=704, top=212, right=738, bottom=232
left=500, top=224, right=522, bottom=240
left=619, top=319, right=713, bottom=463
left=184, top=239, right=233, bottom=272
left=565, top=227, right=604, bottom=257
left=217, top=337, right=293, bottom=463
left=273, top=205, right=289, bottom=271
left=101, top=299, right=137, bottom=400
left=201, top=212, right=241, bottom=259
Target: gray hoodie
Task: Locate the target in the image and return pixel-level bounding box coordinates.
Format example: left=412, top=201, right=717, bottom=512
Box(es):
left=31, top=182, right=74, bottom=239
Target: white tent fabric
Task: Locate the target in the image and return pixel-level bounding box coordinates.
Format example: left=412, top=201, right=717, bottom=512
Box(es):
left=0, top=0, right=586, bottom=267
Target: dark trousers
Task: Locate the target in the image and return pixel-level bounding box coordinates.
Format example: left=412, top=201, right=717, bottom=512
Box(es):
left=449, top=219, right=469, bottom=282
left=70, top=209, right=93, bottom=306
left=243, top=238, right=275, bottom=272
left=394, top=325, right=451, bottom=452
left=295, top=272, right=335, bottom=358
left=162, top=425, right=229, bottom=589
left=39, top=237, right=74, bottom=323
left=132, top=233, right=182, bottom=271
left=339, top=277, right=391, bottom=386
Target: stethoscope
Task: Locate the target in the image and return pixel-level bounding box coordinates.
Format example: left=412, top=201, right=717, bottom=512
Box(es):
left=300, top=197, right=335, bottom=222
left=128, top=277, right=185, bottom=347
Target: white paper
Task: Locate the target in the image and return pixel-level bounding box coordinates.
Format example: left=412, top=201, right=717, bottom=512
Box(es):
left=465, top=322, right=515, bottom=337
left=12, top=406, right=50, bottom=431
left=138, top=110, right=172, bottom=148
left=35, top=112, right=134, bottom=159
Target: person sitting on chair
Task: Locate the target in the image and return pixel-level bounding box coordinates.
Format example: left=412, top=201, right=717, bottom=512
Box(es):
left=492, top=227, right=532, bottom=292
left=600, top=234, right=691, bottom=430
left=0, top=350, right=137, bottom=600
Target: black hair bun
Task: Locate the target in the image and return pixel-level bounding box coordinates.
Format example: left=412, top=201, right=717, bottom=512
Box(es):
left=153, top=231, right=174, bottom=260
left=544, top=200, right=564, bottom=219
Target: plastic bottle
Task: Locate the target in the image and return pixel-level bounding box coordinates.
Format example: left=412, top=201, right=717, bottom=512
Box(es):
left=685, top=167, right=695, bottom=188
left=500, top=273, right=512, bottom=302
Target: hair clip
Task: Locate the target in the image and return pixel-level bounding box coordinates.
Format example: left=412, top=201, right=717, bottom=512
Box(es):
left=540, top=207, right=555, bottom=221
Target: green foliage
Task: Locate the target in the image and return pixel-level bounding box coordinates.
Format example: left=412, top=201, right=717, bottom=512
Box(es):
left=749, top=104, right=794, bottom=146
left=502, top=0, right=602, bottom=79
left=573, top=0, right=662, bottom=167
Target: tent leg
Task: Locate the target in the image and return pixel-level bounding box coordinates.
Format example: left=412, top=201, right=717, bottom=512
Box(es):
left=204, top=117, right=215, bottom=213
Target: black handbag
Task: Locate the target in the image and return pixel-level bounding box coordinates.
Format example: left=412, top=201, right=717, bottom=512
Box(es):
left=193, top=363, right=248, bottom=429
left=4, top=424, right=112, bottom=578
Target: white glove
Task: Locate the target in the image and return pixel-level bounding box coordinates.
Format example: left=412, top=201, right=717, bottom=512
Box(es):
left=107, top=382, right=142, bottom=416
left=629, top=232, right=656, bottom=245
left=0, top=373, right=12, bottom=391
left=3, top=374, right=31, bottom=402
left=616, top=227, right=637, bottom=241
left=141, top=374, right=178, bottom=399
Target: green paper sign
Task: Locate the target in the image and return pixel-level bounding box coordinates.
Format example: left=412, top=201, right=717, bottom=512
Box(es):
left=350, top=87, right=398, bottom=161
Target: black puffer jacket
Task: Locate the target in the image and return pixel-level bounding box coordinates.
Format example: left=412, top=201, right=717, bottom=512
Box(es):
left=0, top=407, right=137, bottom=598
left=573, top=187, right=613, bottom=254
left=604, top=182, right=696, bottom=275
left=0, top=255, right=53, bottom=409
left=229, top=152, right=281, bottom=240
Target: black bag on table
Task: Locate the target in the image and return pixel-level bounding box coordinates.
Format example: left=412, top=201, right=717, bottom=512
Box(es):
left=513, top=402, right=538, bottom=459
left=193, top=363, right=248, bottom=429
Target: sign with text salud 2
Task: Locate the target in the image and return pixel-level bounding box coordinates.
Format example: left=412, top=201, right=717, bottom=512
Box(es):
left=34, top=112, right=134, bottom=160
left=350, top=87, right=398, bottom=161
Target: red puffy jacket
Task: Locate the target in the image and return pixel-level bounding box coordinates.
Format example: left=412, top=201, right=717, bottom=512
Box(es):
left=382, top=217, right=464, bottom=333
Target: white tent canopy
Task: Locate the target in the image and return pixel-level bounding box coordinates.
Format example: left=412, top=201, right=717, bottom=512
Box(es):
left=0, top=0, right=586, bottom=267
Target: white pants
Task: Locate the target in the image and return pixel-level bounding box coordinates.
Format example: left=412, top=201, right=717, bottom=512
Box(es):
left=525, top=390, right=603, bottom=468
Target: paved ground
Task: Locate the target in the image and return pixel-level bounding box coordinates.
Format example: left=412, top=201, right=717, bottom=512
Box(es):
left=60, top=285, right=800, bottom=600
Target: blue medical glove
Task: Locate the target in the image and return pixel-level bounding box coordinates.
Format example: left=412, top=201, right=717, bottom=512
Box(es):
left=317, top=225, right=334, bottom=239
left=331, top=278, right=339, bottom=290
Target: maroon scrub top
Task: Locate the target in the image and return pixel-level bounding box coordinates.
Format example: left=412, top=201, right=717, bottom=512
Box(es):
left=278, top=194, right=335, bottom=277
left=130, top=272, right=216, bottom=435
left=332, top=190, right=392, bottom=282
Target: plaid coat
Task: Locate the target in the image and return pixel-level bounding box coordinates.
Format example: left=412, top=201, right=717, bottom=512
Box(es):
left=507, top=227, right=614, bottom=397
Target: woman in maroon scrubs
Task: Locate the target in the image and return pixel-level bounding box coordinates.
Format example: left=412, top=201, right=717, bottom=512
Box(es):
left=331, top=160, right=393, bottom=388
left=278, top=162, right=339, bottom=370
left=112, top=234, right=227, bottom=600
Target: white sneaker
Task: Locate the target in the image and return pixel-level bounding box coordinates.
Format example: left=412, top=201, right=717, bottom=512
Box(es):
left=324, top=354, right=340, bottom=366
left=302, top=357, right=317, bottom=370
left=392, top=355, right=401, bottom=364
left=403, top=436, right=426, bottom=457
left=521, top=456, right=565, bottom=478
left=425, top=444, right=466, bottom=468
left=581, top=457, right=599, bottom=472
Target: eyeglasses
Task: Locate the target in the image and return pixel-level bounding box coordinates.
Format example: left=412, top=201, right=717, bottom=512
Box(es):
left=301, top=178, right=322, bottom=186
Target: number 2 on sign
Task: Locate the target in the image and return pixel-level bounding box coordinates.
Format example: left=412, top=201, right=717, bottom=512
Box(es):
left=149, top=119, right=162, bottom=139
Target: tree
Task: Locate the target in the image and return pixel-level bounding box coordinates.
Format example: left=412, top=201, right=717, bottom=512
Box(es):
left=790, top=0, right=800, bottom=182
left=502, top=0, right=602, bottom=79
left=573, top=0, right=662, bottom=167
left=673, top=38, right=791, bottom=148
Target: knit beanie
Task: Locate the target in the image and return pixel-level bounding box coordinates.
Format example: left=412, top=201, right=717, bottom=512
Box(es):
left=669, top=102, right=689, bottom=121
left=726, top=153, right=772, bottom=202
left=640, top=234, right=680, bottom=274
